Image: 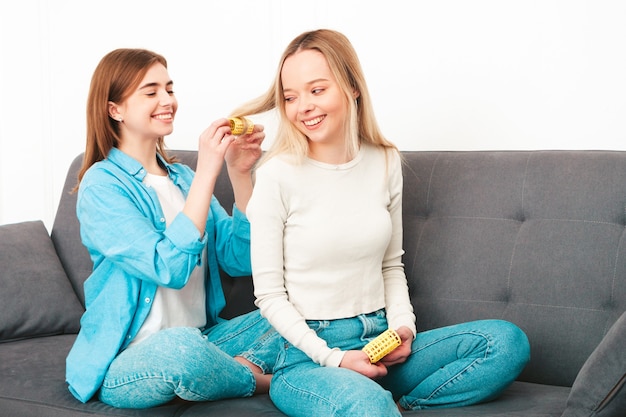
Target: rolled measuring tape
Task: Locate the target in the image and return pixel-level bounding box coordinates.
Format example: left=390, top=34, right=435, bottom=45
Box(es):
left=362, top=329, right=402, bottom=363
left=228, top=117, right=254, bottom=135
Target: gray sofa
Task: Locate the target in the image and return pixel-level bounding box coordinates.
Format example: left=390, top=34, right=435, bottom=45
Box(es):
left=1, top=150, right=624, bottom=417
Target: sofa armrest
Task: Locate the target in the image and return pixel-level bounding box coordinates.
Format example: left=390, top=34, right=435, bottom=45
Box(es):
left=561, top=310, right=626, bottom=417
left=0, top=221, right=83, bottom=342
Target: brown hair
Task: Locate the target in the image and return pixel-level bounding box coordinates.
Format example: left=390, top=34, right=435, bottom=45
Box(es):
left=231, top=29, right=397, bottom=166
left=74, top=48, right=174, bottom=190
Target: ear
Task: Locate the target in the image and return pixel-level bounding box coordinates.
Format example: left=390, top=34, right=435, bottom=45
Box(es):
left=352, top=90, right=360, bottom=99
left=108, top=101, right=122, bottom=122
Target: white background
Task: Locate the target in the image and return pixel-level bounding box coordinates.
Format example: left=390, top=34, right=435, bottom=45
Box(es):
left=1, top=0, right=625, bottom=229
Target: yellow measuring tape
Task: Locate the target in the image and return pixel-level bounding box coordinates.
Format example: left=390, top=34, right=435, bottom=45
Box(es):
left=228, top=117, right=254, bottom=135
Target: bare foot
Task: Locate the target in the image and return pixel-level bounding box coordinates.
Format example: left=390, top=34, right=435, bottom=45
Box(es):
left=397, top=401, right=405, bottom=412
left=234, top=356, right=272, bottom=394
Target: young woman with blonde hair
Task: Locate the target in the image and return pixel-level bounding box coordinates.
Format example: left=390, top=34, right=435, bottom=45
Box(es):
left=236, top=29, right=531, bottom=416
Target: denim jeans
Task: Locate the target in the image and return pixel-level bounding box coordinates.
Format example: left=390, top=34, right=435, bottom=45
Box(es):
left=99, top=309, right=278, bottom=408
left=270, top=310, right=530, bottom=417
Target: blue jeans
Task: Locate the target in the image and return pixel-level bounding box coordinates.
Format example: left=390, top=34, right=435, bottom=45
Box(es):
left=270, top=310, right=530, bottom=417
left=99, top=309, right=279, bottom=408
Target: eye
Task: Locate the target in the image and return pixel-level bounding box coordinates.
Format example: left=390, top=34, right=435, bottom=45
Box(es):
left=312, top=88, right=325, bottom=95
left=284, top=96, right=296, bottom=103
left=168, top=89, right=175, bottom=95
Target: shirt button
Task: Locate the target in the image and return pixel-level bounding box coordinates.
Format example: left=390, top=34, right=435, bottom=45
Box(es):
left=140, top=169, right=145, bottom=174
left=160, top=218, right=165, bottom=223
left=144, top=297, right=151, bottom=303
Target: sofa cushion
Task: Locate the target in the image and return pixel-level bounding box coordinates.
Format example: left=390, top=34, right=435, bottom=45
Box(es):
left=0, top=220, right=83, bottom=342
left=561, top=310, right=626, bottom=417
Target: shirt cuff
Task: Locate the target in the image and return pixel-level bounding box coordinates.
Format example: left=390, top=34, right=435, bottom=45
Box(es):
left=166, top=212, right=208, bottom=253
left=321, top=348, right=346, bottom=368
left=231, top=204, right=251, bottom=238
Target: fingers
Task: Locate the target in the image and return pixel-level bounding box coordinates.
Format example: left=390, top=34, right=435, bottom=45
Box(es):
left=234, top=124, right=265, bottom=146
left=339, top=350, right=389, bottom=379
left=231, top=122, right=263, bottom=137
left=199, top=120, right=236, bottom=149
left=206, top=118, right=264, bottom=143
left=198, top=118, right=264, bottom=168
left=379, top=340, right=411, bottom=366
left=202, top=118, right=230, bottom=139
left=364, top=362, right=389, bottom=379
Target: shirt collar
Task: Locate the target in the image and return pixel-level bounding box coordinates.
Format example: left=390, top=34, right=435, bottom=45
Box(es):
left=107, top=147, right=181, bottom=181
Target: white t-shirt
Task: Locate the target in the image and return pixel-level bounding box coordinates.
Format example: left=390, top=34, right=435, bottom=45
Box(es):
left=129, top=173, right=206, bottom=347
left=248, top=144, right=416, bottom=367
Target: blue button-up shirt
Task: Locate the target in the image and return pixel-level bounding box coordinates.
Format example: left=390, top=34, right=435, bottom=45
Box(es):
left=66, top=148, right=252, bottom=403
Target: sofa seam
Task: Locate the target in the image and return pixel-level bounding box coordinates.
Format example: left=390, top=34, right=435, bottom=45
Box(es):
left=410, top=153, right=440, bottom=282
left=415, top=297, right=614, bottom=313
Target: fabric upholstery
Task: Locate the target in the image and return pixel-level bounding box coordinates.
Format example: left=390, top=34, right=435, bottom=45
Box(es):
left=401, top=151, right=626, bottom=387
left=0, top=335, right=570, bottom=417
left=0, top=335, right=190, bottom=417
left=561, top=310, right=626, bottom=417
left=50, top=154, right=95, bottom=306
left=0, top=220, right=83, bottom=342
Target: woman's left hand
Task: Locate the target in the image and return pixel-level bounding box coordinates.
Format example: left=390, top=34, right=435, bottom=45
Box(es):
left=379, top=326, right=414, bottom=367
left=225, top=123, right=265, bottom=174
left=339, top=350, right=389, bottom=379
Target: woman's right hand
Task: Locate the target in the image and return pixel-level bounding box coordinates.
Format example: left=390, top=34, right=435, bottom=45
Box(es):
left=195, top=118, right=237, bottom=181
left=339, top=350, right=389, bottom=379
left=183, top=119, right=236, bottom=235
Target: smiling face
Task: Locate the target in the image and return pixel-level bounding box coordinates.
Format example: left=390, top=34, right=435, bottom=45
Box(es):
left=110, top=62, right=178, bottom=145
left=281, top=49, right=349, bottom=157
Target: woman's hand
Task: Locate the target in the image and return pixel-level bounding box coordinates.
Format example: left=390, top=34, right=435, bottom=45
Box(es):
left=339, top=326, right=414, bottom=379
left=195, top=119, right=238, bottom=181
left=225, top=122, right=265, bottom=174
left=379, top=326, right=414, bottom=367
left=217, top=121, right=265, bottom=213
left=185, top=119, right=237, bottom=235
left=339, top=350, right=389, bottom=379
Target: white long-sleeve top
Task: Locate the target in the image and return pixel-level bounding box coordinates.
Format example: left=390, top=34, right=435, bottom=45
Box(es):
left=247, top=144, right=416, bottom=368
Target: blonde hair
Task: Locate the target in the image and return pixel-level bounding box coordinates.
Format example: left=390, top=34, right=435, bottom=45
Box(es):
left=231, top=29, right=397, bottom=165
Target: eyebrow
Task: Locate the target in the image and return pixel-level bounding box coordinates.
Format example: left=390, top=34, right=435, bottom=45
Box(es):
left=138, top=80, right=174, bottom=90
left=283, top=78, right=329, bottom=93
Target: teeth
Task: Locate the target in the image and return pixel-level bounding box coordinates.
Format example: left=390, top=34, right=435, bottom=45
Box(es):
left=154, top=114, right=172, bottom=120
left=304, top=116, right=324, bottom=126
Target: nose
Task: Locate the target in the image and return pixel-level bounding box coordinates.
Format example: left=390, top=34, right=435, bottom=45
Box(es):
left=158, top=89, right=175, bottom=106
left=298, top=95, right=314, bottom=114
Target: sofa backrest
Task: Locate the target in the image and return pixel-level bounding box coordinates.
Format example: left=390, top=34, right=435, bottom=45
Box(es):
left=51, top=154, right=93, bottom=305
left=51, top=150, right=626, bottom=388
left=401, top=150, right=626, bottom=387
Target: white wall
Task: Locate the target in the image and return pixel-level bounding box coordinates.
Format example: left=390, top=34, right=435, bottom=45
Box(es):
left=1, top=0, right=625, bottom=229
